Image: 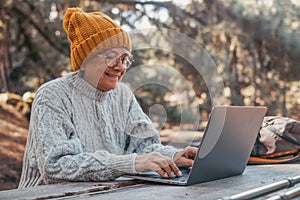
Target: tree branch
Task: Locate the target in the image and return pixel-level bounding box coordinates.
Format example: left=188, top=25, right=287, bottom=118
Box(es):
left=11, top=4, right=68, bottom=56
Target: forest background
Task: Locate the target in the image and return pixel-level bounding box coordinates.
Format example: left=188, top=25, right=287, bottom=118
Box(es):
left=0, top=0, right=299, bottom=191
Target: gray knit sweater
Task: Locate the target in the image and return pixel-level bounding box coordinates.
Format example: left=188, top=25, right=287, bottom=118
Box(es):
left=18, top=71, right=179, bottom=188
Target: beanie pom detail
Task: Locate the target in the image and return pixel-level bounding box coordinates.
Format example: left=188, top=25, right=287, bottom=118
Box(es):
left=63, top=7, right=84, bottom=31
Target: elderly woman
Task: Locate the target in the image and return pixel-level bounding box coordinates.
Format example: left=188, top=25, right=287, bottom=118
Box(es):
left=19, top=7, right=197, bottom=189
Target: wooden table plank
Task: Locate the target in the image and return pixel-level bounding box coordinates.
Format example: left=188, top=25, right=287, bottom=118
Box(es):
left=78, top=164, right=300, bottom=200
left=1, top=164, right=299, bottom=200
left=0, top=180, right=141, bottom=200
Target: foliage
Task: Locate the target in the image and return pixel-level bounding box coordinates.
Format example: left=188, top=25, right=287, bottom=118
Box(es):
left=0, top=0, right=299, bottom=127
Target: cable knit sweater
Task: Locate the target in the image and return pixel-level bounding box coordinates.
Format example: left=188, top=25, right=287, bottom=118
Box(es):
left=18, top=71, right=179, bottom=188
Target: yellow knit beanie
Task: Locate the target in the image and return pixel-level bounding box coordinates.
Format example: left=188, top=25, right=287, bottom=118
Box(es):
left=63, top=7, right=131, bottom=71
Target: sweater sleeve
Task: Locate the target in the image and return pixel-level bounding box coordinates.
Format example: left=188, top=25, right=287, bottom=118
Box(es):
left=124, top=91, right=181, bottom=159
left=31, top=86, right=137, bottom=184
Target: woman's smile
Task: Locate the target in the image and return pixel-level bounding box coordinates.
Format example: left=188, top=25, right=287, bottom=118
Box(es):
left=104, top=72, right=121, bottom=81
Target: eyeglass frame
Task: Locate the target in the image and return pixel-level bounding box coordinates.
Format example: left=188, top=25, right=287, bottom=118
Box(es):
left=97, top=49, right=135, bottom=70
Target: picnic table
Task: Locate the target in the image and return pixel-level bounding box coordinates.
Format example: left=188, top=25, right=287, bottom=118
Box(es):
left=1, top=164, right=300, bottom=200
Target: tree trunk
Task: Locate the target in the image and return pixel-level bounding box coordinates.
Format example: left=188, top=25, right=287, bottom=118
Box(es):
left=0, top=9, right=9, bottom=92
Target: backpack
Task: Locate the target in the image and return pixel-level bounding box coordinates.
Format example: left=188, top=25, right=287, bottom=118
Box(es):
left=248, top=116, right=300, bottom=164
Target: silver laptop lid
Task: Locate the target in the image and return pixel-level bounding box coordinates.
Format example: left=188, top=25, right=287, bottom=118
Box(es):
left=187, top=106, right=267, bottom=185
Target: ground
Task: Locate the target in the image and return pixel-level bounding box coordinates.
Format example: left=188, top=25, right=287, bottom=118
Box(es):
left=0, top=102, right=28, bottom=191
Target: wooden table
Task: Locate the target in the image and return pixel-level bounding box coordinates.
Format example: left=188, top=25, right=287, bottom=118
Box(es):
left=1, top=164, right=300, bottom=200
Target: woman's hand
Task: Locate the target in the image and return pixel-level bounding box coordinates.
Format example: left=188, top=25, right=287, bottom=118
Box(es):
left=135, top=152, right=182, bottom=178
left=173, top=146, right=198, bottom=167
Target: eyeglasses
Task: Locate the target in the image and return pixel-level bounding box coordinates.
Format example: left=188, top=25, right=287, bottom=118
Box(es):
left=98, top=50, right=134, bottom=70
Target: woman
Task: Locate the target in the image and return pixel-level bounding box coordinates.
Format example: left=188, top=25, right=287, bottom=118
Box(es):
left=19, top=7, right=197, bottom=189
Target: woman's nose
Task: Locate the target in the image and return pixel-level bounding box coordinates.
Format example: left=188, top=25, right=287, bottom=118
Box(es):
left=112, top=57, right=126, bottom=71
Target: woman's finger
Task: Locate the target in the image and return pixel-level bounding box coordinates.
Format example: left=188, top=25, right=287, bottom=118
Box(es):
left=153, top=156, right=175, bottom=178
left=149, top=162, right=168, bottom=178
left=168, top=159, right=182, bottom=177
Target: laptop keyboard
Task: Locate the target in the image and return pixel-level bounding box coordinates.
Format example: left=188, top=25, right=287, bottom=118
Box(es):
left=137, top=167, right=190, bottom=182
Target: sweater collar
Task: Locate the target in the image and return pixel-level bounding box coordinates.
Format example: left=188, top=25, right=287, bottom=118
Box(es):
left=67, top=71, right=109, bottom=101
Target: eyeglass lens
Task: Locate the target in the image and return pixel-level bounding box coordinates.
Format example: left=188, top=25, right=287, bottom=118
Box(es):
left=105, top=51, right=134, bottom=69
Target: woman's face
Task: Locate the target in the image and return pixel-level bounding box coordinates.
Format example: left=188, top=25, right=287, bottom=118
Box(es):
left=80, top=47, right=133, bottom=92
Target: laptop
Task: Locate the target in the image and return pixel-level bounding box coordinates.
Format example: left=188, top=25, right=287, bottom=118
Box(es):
left=124, top=106, right=267, bottom=186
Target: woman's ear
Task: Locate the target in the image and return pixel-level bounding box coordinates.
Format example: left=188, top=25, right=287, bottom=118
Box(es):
left=78, top=63, right=86, bottom=77
left=79, top=68, right=85, bottom=77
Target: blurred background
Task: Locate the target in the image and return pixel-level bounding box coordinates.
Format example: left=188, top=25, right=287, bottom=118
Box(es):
left=0, top=0, right=299, bottom=190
